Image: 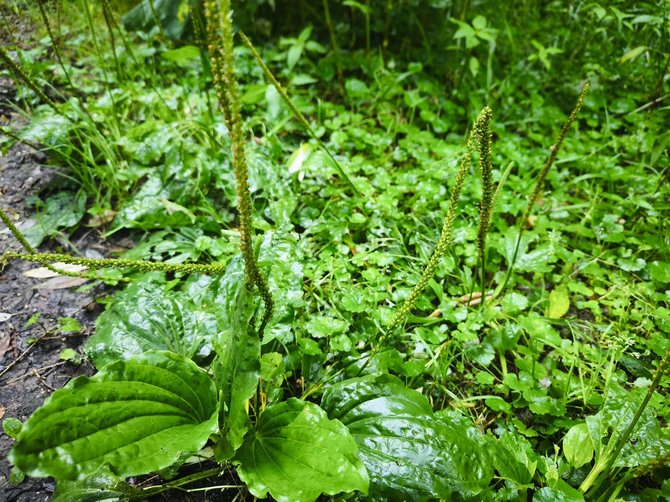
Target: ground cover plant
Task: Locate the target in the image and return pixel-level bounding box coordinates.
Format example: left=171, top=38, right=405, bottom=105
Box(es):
left=1, top=0, right=669, bottom=500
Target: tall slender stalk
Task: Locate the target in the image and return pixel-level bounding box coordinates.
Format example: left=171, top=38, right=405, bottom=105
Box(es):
left=239, top=31, right=362, bottom=197
left=385, top=133, right=475, bottom=338
left=205, top=0, right=273, bottom=335
left=101, top=0, right=123, bottom=80
left=475, top=106, right=494, bottom=306
left=148, top=0, right=169, bottom=41
left=190, top=4, right=215, bottom=123
left=498, top=81, right=590, bottom=295
left=1, top=250, right=229, bottom=276
left=100, top=0, right=169, bottom=110
left=81, top=0, right=120, bottom=129
left=353, top=131, right=475, bottom=377
left=0, top=46, right=59, bottom=113
left=0, top=207, right=96, bottom=279
left=321, top=0, right=343, bottom=85
left=36, top=0, right=74, bottom=89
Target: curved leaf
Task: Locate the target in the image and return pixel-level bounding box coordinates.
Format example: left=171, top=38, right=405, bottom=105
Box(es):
left=196, top=258, right=260, bottom=461
left=322, top=374, right=493, bottom=500
left=53, top=469, right=128, bottom=502
left=86, top=281, right=217, bottom=368
left=234, top=399, right=369, bottom=502
left=9, top=352, right=219, bottom=480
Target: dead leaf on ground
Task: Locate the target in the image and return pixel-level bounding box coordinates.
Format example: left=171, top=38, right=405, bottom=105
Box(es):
left=24, top=263, right=88, bottom=279
left=87, top=209, right=117, bottom=227
left=0, top=335, right=10, bottom=359
left=456, top=291, right=493, bottom=306
left=0, top=312, right=13, bottom=322
left=34, top=276, right=89, bottom=290
left=0, top=405, right=5, bottom=420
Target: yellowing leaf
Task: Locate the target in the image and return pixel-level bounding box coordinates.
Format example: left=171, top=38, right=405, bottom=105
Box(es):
left=24, top=263, right=88, bottom=279
left=620, top=46, right=648, bottom=64
left=547, top=285, right=570, bottom=319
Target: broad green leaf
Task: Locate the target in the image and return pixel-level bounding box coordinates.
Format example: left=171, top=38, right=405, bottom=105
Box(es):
left=3, top=417, right=22, bottom=439
left=114, top=176, right=195, bottom=229
left=256, top=229, right=305, bottom=344
left=493, top=433, right=538, bottom=486
left=585, top=384, right=670, bottom=468
left=620, top=45, right=648, bottom=64
left=235, top=399, right=368, bottom=502
left=502, top=292, right=529, bottom=314
left=161, top=45, right=200, bottom=67
left=322, top=374, right=493, bottom=500
left=533, top=483, right=584, bottom=501
left=649, top=261, right=670, bottom=283
left=23, top=191, right=87, bottom=247
left=562, top=423, right=594, bottom=468
left=345, top=78, right=371, bottom=99
left=9, top=352, right=219, bottom=480
left=86, top=281, right=217, bottom=368
left=287, top=44, right=303, bottom=70
left=206, top=258, right=260, bottom=460
left=53, top=469, right=129, bottom=502
left=122, top=0, right=189, bottom=39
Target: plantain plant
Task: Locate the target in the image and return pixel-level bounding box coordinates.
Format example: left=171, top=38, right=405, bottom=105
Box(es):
left=1, top=1, right=668, bottom=501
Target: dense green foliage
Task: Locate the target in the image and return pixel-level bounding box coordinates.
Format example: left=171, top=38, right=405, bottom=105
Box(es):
left=1, top=0, right=669, bottom=500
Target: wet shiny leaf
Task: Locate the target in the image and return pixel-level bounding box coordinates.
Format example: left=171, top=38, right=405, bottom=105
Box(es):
left=86, top=281, right=217, bottom=368
left=235, top=399, right=368, bottom=502
left=9, top=352, right=219, bottom=480
left=322, top=374, right=493, bottom=500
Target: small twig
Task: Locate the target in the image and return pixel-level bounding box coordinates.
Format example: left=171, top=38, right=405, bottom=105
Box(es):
left=31, top=367, right=56, bottom=392
left=7, top=361, right=66, bottom=384
left=0, top=334, right=48, bottom=379
left=628, top=93, right=670, bottom=115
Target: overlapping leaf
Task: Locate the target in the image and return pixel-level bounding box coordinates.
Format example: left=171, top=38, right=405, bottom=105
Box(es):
left=86, top=281, right=217, bottom=368
left=322, top=374, right=493, bottom=500
left=9, top=352, right=219, bottom=480
left=235, top=399, right=369, bottom=502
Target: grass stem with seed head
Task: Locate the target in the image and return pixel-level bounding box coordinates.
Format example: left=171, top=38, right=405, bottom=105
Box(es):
left=205, top=0, right=273, bottom=335
left=475, top=106, right=494, bottom=306
left=498, top=81, right=590, bottom=296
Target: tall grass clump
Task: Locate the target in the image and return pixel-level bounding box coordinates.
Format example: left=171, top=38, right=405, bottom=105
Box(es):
left=239, top=31, right=362, bottom=197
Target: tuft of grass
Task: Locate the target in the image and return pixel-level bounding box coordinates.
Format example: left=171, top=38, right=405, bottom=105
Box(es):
left=239, top=31, right=362, bottom=198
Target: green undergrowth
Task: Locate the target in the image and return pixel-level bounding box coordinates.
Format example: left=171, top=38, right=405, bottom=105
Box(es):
left=1, top=0, right=669, bottom=500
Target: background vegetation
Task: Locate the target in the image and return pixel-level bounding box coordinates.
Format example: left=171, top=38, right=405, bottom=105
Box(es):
left=1, top=0, right=669, bottom=500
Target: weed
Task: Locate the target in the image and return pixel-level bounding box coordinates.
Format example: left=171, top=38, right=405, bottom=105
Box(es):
left=0, top=0, right=668, bottom=500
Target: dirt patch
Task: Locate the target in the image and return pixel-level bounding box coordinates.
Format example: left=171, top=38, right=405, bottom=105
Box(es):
left=0, top=102, right=106, bottom=500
